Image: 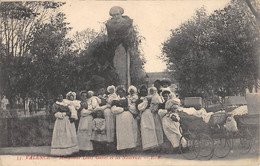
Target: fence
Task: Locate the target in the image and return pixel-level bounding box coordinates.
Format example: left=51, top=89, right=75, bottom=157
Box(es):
left=0, top=115, right=54, bottom=147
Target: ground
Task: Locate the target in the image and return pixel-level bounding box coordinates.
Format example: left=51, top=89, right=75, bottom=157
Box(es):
left=0, top=145, right=259, bottom=166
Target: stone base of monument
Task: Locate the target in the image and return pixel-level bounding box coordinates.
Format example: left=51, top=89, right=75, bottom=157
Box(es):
left=113, top=43, right=127, bottom=88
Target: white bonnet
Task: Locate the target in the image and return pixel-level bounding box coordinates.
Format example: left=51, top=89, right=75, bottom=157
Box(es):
left=87, top=90, right=94, bottom=96
left=66, top=91, right=76, bottom=100
left=160, top=88, right=171, bottom=96
left=165, top=97, right=181, bottom=110
left=148, top=86, right=157, bottom=94
left=107, top=85, right=116, bottom=93
left=128, top=85, right=137, bottom=94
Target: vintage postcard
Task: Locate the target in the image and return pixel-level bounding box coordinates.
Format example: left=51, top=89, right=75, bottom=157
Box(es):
left=0, top=0, right=259, bottom=166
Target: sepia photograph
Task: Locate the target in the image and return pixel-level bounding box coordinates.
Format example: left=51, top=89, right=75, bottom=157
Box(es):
left=0, top=0, right=259, bottom=165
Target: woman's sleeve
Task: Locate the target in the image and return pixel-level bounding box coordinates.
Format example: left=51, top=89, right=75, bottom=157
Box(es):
left=91, top=98, right=102, bottom=112
left=111, top=106, right=124, bottom=115
left=137, top=99, right=148, bottom=112
left=74, top=100, right=81, bottom=110
left=158, top=109, right=168, bottom=118
left=153, top=95, right=163, bottom=104
left=54, top=112, right=66, bottom=119
left=175, top=113, right=180, bottom=121
left=94, top=105, right=108, bottom=111
left=52, top=104, right=58, bottom=114
left=81, top=108, right=92, bottom=117
left=107, top=96, right=113, bottom=104
left=59, top=105, right=70, bottom=113
left=96, top=97, right=101, bottom=105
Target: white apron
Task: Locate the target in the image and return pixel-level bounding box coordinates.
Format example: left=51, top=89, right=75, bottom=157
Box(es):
left=111, top=105, right=137, bottom=150
left=51, top=112, right=79, bottom=156
left=77, top=108, right=93, bottom=151
left=158, top=109, right=186, bottom=148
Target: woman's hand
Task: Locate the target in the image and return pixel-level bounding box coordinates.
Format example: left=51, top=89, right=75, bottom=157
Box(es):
left=55, top=112, right=66, bottom=119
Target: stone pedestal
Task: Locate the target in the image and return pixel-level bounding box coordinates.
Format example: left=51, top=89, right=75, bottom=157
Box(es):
left=113, top=44, right=127, bottom=87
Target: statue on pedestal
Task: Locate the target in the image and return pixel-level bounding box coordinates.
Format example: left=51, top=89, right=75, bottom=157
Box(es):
left=106, top=6, right=134, bottom=49
left=106, top=6, right=134, bottom=88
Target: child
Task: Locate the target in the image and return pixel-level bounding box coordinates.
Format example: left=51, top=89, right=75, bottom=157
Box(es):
left=87, top=91, right=101, bottom=112
left=91, top=110, right=106, bottom=142
left=61, top=91, right=81, bottom=122
left=91, top=110, right=107, bottom=154
left=165, top=98, right=181, bottom=122
left=128, top=85, right=139, bottom=118
left=148, top=86, right=163, bottom=114
left=224, top=114, right=238, bottom=133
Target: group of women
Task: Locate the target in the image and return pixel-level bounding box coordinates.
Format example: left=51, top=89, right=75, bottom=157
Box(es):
left=50, top=82, right=186, bottom=156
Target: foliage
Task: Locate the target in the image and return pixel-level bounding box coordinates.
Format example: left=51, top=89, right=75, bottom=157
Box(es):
left=0, top=2, right=146, bottom=106
left=71, top=28, right=99, bottom=53
left=75, top=25, right=146, bottom=90
left=0, top=2, right=66, bottom=104
left=162, top=1, right=259, bottom=99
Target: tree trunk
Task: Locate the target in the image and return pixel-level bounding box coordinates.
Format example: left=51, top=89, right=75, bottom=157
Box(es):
left=244, top=0, right=260, bottom=22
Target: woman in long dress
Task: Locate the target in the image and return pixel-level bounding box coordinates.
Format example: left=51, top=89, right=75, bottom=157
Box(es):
left=158, top=92, right=186, bottom=151
left=111, top=87, right=138, bottom=152
left=127, top=85, right=141, bottom=148
left=77, top=91, right=94, bottom=153
left=50, top=94, right=79, bottom=156
left=104, top=86, right=117, bottom=144
left=138, top=86, right=164, bottom=151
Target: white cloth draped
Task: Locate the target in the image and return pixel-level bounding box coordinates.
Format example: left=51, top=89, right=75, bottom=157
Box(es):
left=111, top=103, right=138, bottom=150
left=179, top=107, right=213, bottom=123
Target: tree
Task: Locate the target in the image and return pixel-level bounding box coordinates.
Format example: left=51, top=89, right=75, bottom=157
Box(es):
left=162, top=1, right=259, bottom=99
left=0, top=2, right=65, bottom=57
left=72, top=25, right=146, bottom=91
left=71, top=28, right=99, bottom=53
left=242, top=0, right=260, bottom=22
left=0, top=2, right=147, bottom=108
left=0, top=2, right=67, bottom=105
left=29, top=12, right=76, bottom=99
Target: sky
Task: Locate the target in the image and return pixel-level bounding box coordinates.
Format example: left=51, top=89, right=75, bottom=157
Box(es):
left=61, top=0, right=231, bottom=73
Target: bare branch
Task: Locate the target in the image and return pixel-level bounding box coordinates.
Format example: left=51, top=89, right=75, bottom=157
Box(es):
left=245, top=0, right=260, bottom=21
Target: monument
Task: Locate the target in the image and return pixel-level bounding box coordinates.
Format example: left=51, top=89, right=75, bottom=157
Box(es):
left=106, top=6, right=134, bottom=89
